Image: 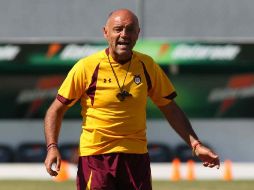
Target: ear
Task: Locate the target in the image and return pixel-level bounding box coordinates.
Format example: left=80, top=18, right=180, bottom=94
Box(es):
left=103, top=26, right=108, bottom=39
left=137, top=27, right=140, bottom=37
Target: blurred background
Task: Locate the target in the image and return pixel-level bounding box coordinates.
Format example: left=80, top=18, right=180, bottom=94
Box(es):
left=0, top=0, right=254, bottom=182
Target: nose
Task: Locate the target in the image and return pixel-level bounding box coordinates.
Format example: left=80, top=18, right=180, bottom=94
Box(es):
left=120, top=28, right=128, bottom=38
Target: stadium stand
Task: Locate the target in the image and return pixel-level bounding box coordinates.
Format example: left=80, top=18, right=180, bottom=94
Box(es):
left=59, top=143, right=79, bottom=164
left=16, top=142, right=47, bottom=162
left=0, top=144, right=14, bottom=162
left=147, top=143, right=174, bottom=162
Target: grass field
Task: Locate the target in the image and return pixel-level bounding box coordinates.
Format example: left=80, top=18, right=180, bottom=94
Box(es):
left=0, top=180, right=254, bottom=190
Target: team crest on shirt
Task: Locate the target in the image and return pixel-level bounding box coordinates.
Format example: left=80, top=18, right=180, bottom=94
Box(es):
left=133, top=75, right=141, bottom=85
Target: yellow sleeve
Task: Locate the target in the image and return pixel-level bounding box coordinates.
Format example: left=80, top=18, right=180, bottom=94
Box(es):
left=148, top=61, right=177, bottom=107
left=57, top=60, right=86, bottom=107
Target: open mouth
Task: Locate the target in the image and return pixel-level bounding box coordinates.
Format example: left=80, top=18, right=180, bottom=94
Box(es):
left=117, top=41, right=130, bottom=47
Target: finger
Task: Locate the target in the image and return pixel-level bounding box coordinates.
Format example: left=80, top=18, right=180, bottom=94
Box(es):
left=50, top=170, right=58, bottom=176
left=56, top=157, right=61, bottom=172
left=208, top=151, right=219, bottom=159
left=45, top=161, right=58, bottom=176
left=203, top=162, right=209, bottom=167
left=208, top=163, right=215, bottom=168
left=209, top=158, right=220, bottom=169
left=215, top=158, right=220, bottom=169
left=50, top=162, right=59, bottom=176
left=208, top=155, right=220, bottom=169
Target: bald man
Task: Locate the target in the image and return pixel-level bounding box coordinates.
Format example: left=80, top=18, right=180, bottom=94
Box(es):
left=44, top=9, right=220, bottom=190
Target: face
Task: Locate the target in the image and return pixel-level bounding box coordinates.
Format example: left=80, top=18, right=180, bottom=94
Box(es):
left=103, top=10, right=140, bottom=62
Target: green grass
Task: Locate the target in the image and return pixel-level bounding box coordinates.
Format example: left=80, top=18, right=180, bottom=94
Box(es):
left=0, top=180, right=254, bottom=190
left=153, top=180, right=254, bottom=190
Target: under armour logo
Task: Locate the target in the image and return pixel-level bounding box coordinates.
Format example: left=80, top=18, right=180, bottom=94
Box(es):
left=104, top=78, right=112, bottom=83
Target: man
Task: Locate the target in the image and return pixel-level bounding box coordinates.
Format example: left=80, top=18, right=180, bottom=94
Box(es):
left=44, top=9, right=220, bottom=190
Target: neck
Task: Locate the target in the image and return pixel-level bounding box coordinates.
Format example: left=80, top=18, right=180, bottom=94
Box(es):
left=105, top=48, right=132, bottom=64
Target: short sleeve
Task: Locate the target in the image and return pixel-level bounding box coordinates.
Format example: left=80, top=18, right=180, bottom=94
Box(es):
left=148, top=62, right=177, bottom=107
left=57, top=60, right=86, bottom=107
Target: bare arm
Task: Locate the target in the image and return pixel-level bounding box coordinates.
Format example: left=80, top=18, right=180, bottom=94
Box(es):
left=44, top=98, right=69, bottom=176
left=159, top=101, right=198, bottom=146
left=159, top=100, right=220, bottom=169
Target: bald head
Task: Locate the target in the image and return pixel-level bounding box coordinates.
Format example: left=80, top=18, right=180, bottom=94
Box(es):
left=105, top=9, right=140, bottom=29
left=103, top=9, right=140, bottom=63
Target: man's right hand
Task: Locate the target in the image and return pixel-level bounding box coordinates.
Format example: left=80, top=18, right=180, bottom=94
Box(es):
left=44, top=147, right=62, bottom=176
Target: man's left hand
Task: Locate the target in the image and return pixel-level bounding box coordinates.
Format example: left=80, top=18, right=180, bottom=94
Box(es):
left=194, top=145, right=220, bottom=169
